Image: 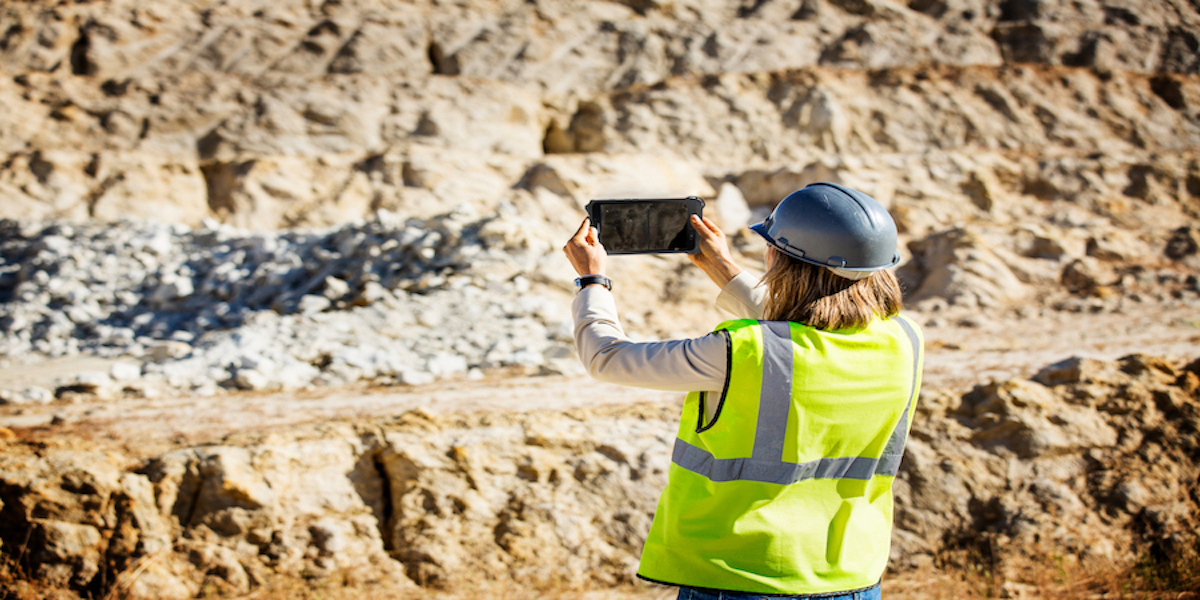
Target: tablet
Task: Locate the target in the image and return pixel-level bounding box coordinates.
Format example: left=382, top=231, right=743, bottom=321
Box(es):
left=585, top=197, right=705, bottom=255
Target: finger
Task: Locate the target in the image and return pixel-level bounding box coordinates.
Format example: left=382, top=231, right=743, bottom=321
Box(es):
left=586, top=226, right=599, bottom=245
left=572, top=217, right=591, bottom=241
left=691, top=215, right=717, bottom=237
left=702, top=216, right=723, bottom=235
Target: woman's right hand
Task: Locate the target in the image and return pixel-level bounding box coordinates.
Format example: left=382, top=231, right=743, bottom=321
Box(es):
left=688, top=215, right=742, bottom=288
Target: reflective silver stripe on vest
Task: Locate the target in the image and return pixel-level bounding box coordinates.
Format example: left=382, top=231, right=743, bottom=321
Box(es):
left=673, top=318, right=922, bottom=483
left=875, top=315, right=922, bottom=476
left=673, top=438, right=881, bottom=484
left=752, top=321, right=794, bottom=460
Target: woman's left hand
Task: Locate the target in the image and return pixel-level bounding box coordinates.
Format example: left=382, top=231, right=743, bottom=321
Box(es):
left=688, top=215, right=742, bottom=288
left=563, top=217, right=607, bottom=276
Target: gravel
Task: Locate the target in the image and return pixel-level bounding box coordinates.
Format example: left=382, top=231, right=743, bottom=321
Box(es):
left=0, top=205, right=580, bottom=398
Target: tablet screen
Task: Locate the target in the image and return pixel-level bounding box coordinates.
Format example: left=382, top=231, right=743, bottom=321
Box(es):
left=598, top=201, right=691, bottom=253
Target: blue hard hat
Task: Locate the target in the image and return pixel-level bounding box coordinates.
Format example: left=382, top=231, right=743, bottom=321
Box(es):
left=750, top=182, right=901, bottom=272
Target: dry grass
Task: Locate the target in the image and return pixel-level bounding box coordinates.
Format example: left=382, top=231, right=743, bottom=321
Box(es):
left=4, top=551, right=1198, bottom=600
left=182, top=554, right=1200, bottom=600
left=886, top=549, right=1200, bottom=600
left=225, top=578, right=675, bottom=600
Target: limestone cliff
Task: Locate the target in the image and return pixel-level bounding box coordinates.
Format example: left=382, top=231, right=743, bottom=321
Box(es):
left=2, top=0, right=1197, bottom=238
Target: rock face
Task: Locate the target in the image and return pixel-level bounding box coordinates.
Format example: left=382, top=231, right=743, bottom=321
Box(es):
left=1, top=0, right=1198, bottom=235
left=0, top=448, right=187, bottom=598
left=1, top=354, right=1197, bottom=597
left=3, top=0, right=1200, bottom=398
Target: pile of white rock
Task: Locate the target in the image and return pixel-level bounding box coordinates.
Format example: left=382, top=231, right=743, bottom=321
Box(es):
left=0, top=204, right=580, bottom=399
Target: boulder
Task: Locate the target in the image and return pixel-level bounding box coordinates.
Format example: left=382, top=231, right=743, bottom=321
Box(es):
left=0, top=447, right=176, bottom=594
left=957, top=379, right=1118, bottom=458
left=713, top=182, right=753, bottom=230
left=902, top=228, right=1030, bottom=309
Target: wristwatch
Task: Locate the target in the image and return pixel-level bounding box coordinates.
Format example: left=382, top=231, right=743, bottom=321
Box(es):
left=574, top=274, right=612, bottom=292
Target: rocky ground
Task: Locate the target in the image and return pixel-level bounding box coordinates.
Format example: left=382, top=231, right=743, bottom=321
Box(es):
left=2, top=0, right=1200, bottom=598
left=1, top=349, right=1198, bottom=599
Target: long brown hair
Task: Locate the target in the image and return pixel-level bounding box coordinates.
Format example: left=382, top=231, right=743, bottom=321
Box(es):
left=760, top=248, right=903, bottom=330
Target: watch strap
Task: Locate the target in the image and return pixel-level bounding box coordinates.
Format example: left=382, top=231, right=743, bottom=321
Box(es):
left=575, top=274, right=612, bottom=291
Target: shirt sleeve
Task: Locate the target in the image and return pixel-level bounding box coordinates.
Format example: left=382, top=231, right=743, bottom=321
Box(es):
left=571, top=286, right=727, bottom=393
left=714, top=270, right=766, bottom=319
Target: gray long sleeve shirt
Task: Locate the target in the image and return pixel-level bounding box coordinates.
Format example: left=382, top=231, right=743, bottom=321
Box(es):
left=571, top=272, right=766, bottom=418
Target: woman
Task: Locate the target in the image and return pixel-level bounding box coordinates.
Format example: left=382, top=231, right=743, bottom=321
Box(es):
left=563, top=183, right=924, bottom=600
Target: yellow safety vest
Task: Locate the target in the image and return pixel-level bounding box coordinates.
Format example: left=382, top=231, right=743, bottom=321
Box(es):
left=638, top=315, right=924, bottom=595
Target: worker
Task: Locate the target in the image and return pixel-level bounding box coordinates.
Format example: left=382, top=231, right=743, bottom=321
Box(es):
left=563, top=182, right=924, bottom=600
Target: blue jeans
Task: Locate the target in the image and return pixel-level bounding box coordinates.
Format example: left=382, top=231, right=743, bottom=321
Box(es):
left=677, top=583, right=882, bottom=600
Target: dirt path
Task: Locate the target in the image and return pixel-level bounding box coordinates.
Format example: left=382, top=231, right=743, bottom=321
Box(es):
left=919, top=301, right=1200, bottom=389
left=0, top=373, right=678, bottom=457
